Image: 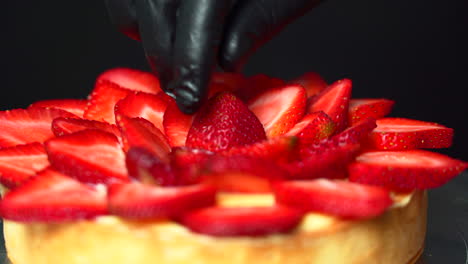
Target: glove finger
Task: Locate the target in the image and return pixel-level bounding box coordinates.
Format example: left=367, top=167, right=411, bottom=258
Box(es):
left=135, top=0, right=180, bottom=96
left=219, top=0, right=321, bottom=72
left=170, top=0, right=235, bottom=114
left=104, top=0, right=141, bottom=41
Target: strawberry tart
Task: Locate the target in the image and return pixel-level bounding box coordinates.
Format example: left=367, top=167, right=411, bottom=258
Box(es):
left=0, top=68, right=466, bottom=264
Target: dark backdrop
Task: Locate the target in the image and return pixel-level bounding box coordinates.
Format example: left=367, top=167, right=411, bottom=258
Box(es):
left=2, top=0, right=468, bottom=160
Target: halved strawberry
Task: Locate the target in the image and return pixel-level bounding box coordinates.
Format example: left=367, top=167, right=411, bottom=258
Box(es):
left=0, top=143, right=49, bottom=188
left=348, top=150, right=468, bottom=191
left=285, top=111, right=336, bottom=145
left=0, top=169, right=108, bottom=222
left=117, top=116, right=171, bottom=162
left=248, top=85, right=307, bottom=138
left=307, top=79, right=352, bottom=133
left=221, top=136, right=299, bottom=162
left=291, top=72, right=328, bottom=98
left=115, top=92, right=169, bottom=132
left=52, top=117, right=121, bottom=138
left=0, top=108, right=77, bottom=147
left=96, top=68, right=162, bottom=94
left=108, top=182, right=216, bottom=219
left=180, top=205, right=303, bottom=236
left=163, top=100, right=195, bottom=147
left=126, top=147, right=176, bottom=186
left=29, top=99, right=88, bottom=118
left=274, top=179, right=393, bottom=219
left=186, top=92, right=266, bottom=152
left=367, top=118, right=453, bottom=150
left=348, top=98, right=394, bottom=126
left=45, top=129, right=128, bottom=184
left=84, top=81, right=133, bottom=124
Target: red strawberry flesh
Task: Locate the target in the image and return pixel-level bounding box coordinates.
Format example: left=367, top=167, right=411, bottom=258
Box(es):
left=52, top=117, right=121, bottom=138
left=0, top=143, right=49, bottom=188
left=274, top=179, right=393, bottom=219
left=349, top=150, right=468, bottom=190
left=348, top=98, right=394, bottom=125
left=45, top=129, right=128, bottom=184
left=108, top=182, right=216, bottom=219
left=180, top=206, right=303, bottom=236
left=29, top=99, right=88, bottom=118
left=0, top=169, right=108, bottom=222
left=291, top=72, right=328, bottom=98
left=96, top=68, right=162, bottom=94
left=163, top=100, right=195, bottom=147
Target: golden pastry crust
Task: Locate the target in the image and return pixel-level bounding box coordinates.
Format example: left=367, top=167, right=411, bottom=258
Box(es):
left=3, top=191, right=427, bottom=264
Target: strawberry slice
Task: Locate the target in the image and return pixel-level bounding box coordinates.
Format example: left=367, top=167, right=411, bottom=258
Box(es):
left=274, top=179, right=393, bottom=219
left=248, top=85, right=307, bottom=138
left=117, top=116, right=171, bottom=162
left=45, top=129, right=128, bottom=184
left=0, top=169, right=108, bottom=222
left=29, top=99, right=88, bottom=118
left=84, top=81, right=133, bottom=124
left=211, top=72, right=247, bottom=94
left=163, top=100, right=195, bottom=147
left=307, top=79, right=352, bottom=133
left=170, top=147, right=212, bottom=185
left=348, top=150, right=468, bottom=191
left=202, top=172, right=273, bottom=193
left=115, top=92, right=169, bottom=132
left=330, top=117, right=377, bottom=146
left=96, top=68, right=162, bottom=94
left=348, top=98, right=394, bottom=126
left=186, top=92, right=266, bottom=152
left=285, top=111, right=336, bottom=145
left=0, top=143, right=49, bottom=188
left=108, top=182, right=216, bottom=219
left=52, top=117, right=121, bottom=138
left=367, top=118, right=454, bottom=150
left=126, top=147, right=177, bottom=186
left=291, top=72, right=328, bottom=98
left=180, top=205, right=303, bottom=236
left=221, top=136, right=299, bottom=162
left=0, top=108, right=76, bottom=147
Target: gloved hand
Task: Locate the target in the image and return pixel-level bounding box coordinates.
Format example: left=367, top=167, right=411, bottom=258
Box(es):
left=105, top=0, right=322, bottom=114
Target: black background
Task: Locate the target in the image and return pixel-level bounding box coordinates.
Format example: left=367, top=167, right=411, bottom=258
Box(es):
left=2, top=0, right=468, bottom=160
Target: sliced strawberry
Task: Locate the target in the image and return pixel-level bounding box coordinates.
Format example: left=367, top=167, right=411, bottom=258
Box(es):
left=367, top=118, right=454, bottom=150
left=108, top=182, right=216, bottom=219
left=52, top=117, right=121, bottom=138
left=117, top=116, right=171, bottom=162
left=348, top=150, right=468, bottom=191
left=45, top=129, right=128, bottom=184
left=285, top=111, right=336, bottom=145
left=115, top=92, right=169, bottom=132
left=330, top=117, right=377, bottom=146
left=0, top=108, right=76, bottom=147
left=0, top=169, right=108, bottom=222
left=180, top=205, right=303, bottom=237
left=291, top=72, right=328, bottom=98
left=163, top=100, right=195, bottom=147
left=186, top=92, right=266, bottom=152
left=221, top=136, right=299, bottom=162
left=126, top=147, right=176, bottom=186
left=84, top=81, right=133, bottom=124
left=204, top=155, right=287, bottom=180
left=170, top=147, right=212, bottom=185
left=248, top=85, right=307, bottom=138
left=236, top=74, right=285, bottom=102
left=348, top=98, right=394, bottom=126
left=285, top=142, right=359, bottom=180
left=96, top=68, right=162, bottom=94
left=29, top=99, right=88, bottom=118
left=274, top=179, right=392, bottom=220
left=0, top=143, right=49, bottom=188
left=307, top=79, right=352, bottom=133
left=211, top=72, right=247, bottom=94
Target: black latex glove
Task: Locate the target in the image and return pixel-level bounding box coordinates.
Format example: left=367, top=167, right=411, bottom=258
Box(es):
left=105, top=0, right=322, bottom=114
